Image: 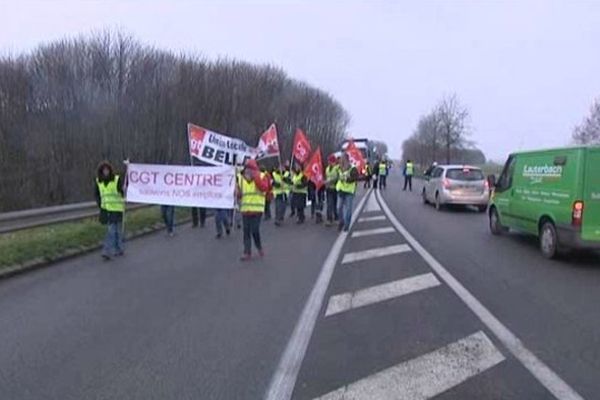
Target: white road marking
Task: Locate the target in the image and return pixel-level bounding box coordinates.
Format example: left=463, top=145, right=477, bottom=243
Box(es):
left=325, top=273, right=441, bottom=316
left=363, top=193, right=381, bottom=212
left=351, top=227, right=395, bottom=238
left=265, top=189, right=372, bottom=400
left=375, top=190, right=585, bottom=400
left=314, top=331, right=505, bottom=400
left=357, top=215, right=386, bottom=223
left=341, top=244, right=411, bottom=264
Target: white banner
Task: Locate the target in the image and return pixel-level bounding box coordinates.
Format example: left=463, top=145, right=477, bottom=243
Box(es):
left=188, top=123, right=258, bottom=166
left=126, top=163, right=236, bottom=208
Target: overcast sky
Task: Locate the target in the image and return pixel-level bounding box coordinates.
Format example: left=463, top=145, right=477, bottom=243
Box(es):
left=1, top=0, right=599, bottom=161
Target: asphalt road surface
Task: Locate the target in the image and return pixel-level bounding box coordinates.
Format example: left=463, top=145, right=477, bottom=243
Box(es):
left=1, top=172, right=599, bottom=399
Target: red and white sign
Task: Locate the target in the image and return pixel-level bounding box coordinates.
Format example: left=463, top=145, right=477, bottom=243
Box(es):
left=126, top=163, right=236, bottom=208
left=293, top=128, right=312, bottom=164
left=304, top=147, right=325, bottom=189
left=188, top=123, right=258, bottom=167
left=346, top=139, right=367, bottom=173
left=256, top=123, right=280, bottom=159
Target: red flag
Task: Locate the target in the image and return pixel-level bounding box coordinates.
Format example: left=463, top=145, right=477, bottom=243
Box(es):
left=293, top=128, right=312, bottom=164
left=304, top=147, right=325, bottom=189
left=345, top=139, right=366, bottom=173
left=187, top=123, right=207, bottom=158
left=256, top=123, right=280, bottom=159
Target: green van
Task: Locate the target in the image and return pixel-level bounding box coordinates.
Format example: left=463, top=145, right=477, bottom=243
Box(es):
left=489, top=146, right=600, bottom=258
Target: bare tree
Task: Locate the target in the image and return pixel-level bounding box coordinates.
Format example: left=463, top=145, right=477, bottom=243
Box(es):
left=436, top=94, right=470, bottom=164
left=573, top=98, right=600, bottom=144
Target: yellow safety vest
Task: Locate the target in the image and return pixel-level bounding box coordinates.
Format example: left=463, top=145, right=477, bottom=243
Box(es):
left=272, top=170, right=289, bottom=196
left=336, top=168, right=357, bottom=194
left=325, top=165, right=339, bottom=189
left=240, top=178, right=266, bottom=213
left=379, top=163, right=387, bottom=175
left=292, top=172, right=308, bottom=194
left=96, top=175, right=125, bottom=212
left=406, top=162, right=414, bottom=176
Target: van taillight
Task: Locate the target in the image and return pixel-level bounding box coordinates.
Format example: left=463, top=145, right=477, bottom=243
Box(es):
left=572, top=201, right=584, bottom=226
left=443, top=179, right=451, bottom=189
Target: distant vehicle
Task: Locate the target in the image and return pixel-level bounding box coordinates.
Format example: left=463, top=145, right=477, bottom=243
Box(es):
left=488, top=146, right=600, bottom=259
left=340, top=138, right=378, bottom=164
left=422, top=165, right=490, bottom=212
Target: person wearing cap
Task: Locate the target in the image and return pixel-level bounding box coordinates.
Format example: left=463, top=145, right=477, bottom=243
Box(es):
left=336, top=153, right=359, bottom=232
left=237, top=159, right=271, bottom=261
left=324, top=154, right=340, bottom=227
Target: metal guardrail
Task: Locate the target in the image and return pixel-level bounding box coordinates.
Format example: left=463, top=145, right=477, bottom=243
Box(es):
left=0, top=202, right=149, bottom=234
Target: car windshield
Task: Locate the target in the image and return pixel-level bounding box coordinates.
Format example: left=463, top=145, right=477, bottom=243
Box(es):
left=446, top=168, right=484, bottom=181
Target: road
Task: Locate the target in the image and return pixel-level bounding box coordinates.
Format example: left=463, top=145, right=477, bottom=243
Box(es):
left=1, top=172, right=599, bottom=399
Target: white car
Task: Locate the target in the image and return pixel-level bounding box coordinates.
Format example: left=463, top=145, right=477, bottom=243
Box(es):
left=422, top=165, right=490, bottom=212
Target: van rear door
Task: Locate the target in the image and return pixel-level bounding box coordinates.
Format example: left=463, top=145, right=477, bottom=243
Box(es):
left=582, top=148, right=600, bottom=242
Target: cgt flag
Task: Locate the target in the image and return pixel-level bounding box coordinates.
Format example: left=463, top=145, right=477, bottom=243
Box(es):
left=256, top=123, right=280, bottom=160
left=346, top=139, right=366, bottom=173
left=304, top=147, right=325, bottom=189
left=293, top=128, right=312, bottom=164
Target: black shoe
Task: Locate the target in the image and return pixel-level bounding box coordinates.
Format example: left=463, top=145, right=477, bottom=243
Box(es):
left=115, top=251, right=124, bottom=257
left=226, top=229, right=231, bottom=236
left=101, top=254, right=111, bottom=261
left=216, top=233, right=222, bottom=239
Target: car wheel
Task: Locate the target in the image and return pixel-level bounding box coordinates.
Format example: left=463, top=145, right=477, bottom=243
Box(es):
left=477, top=205, right=487, bottom=213
left=435, top=193, right=443, bottom=211
left=540, top=221, right=559, bottom=259
left=422, top=188, right=429, bottom=204
left=489, top=207, right=504, bottom=235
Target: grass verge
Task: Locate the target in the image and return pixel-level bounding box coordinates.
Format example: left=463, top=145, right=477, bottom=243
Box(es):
left=0, top=206, right=190, bottom=270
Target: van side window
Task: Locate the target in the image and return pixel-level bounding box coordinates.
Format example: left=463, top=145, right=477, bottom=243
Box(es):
left=497, top=157, right=516, bottom=191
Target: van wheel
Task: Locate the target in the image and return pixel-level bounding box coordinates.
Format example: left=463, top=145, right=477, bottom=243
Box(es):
left=435, top=193, right=443, bottom=211
left=540, top=221, right=559, bottom=259
left=422, top=188, right=429, bottom=204
left=489, top=207, right=504, bottom=235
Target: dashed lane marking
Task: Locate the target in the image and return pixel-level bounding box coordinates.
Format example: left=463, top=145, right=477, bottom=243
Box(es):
left=313, top=331, right=505, bottom=400
left=375, top=189, right=585, bottom=400
left=324, top=273, right=441, bottom=317
left=341, top=244, right=411, bottom=264
left=351, top=227, right=395, bottom=238
left=357, top=215, right=386, bottom=223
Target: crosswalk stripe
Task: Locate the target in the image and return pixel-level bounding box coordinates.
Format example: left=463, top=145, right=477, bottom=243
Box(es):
left=341, top=244, right=410, bottom=264
left=351, top=227, right=395, bottom=238
left=313, top=331, right=505, bottom=400
left=325, top=273, right=440, bottom=316
left=357, top=215, right=386, bottom=223
left=363, top=194, right=381, bottom=212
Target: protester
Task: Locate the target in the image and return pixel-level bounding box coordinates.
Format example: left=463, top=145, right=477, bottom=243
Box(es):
left=403, top=159, right=414, bottom=191
left=308, top=180, right=317, bottom=219
left=379, top=159, right=388, bottom=190
left=95, top=161, right=126, bottom=260
left=363, top=163, right=372, bottom=189
left=161, top=205, right=175, bottom=237
left=336, top=154, right=359, bottom=232
left=237, top=159, right=271, bottom=260
left=262, top=167, right=273, bottom=221
left=314, top=184, right=325, bottom=224
left=272, top=164, right=289, bottom=226
left=191, top=207, right=207, bottom=228
left=291, top=163, right=308, bottom=224
left=324, top=154, right=340, bottom=226
left=372, top=161, right=379, bottom=190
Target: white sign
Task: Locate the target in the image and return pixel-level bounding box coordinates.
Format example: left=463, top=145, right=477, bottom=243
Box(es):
left=126, top=163, right=236, bottom=208
left=188, top=124, right=258, bottom=166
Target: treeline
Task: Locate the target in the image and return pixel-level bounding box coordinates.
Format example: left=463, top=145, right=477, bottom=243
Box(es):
left=402, top=94, right=486, bottom=167
left=0, top=32, right=349, bottom=212
left=572, top=97, right=600, bottom=145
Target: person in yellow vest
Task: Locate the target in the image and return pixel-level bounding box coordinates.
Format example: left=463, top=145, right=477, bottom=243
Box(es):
left=291, top=163, right=309, bottom=224
left=336, top=154, right=359, bottom=232
left=403, top=159, right=414, bottom=191
left=272, top=164, right=290, bottom=226
left=378, top=159, right=388, bottom=190
left=95, top=161, right=126, bottom=260
left=237, top=159, right=271, bottom=261
left=363, top=163, right=372, bottom=189
left=324, top=154, right=340, bottom=226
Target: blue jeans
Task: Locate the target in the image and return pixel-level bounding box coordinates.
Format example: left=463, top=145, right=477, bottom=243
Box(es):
left=337, top=192, right=354, bottom=231
left=215, top=209, right=231, bottom=235
left=161, top=205, right=175, bottom=233
left=103, top=222, right=123, bottom=256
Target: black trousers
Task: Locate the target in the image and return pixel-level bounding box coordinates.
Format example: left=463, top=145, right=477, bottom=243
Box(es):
left=293, top=192, right=307, bottom=222
left=264, top=199, right=272, bottom=220
left=191, top=207, right=206, bottom=227
left=326, top=189, right=338, bottom=222
left=242, top=214, right=262, bottom=254
left=403, top=175, right=413, bottom=191
left=379, top=175, right=387, bottom=189
left=275, top=194, right=287, bottom=222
